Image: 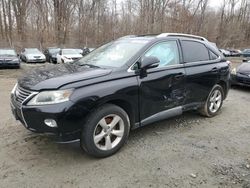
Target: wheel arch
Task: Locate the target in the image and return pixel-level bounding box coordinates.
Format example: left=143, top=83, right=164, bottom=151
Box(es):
left=95, top=98, right=136, bottom=129
left=217, top=80, right=228, bottom=99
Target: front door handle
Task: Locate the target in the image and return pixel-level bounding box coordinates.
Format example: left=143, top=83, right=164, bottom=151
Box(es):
left=174, top=73, right=185, bottom=80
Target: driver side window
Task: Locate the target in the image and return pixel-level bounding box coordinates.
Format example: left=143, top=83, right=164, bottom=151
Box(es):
left=144, top=41, right=180, bottom=67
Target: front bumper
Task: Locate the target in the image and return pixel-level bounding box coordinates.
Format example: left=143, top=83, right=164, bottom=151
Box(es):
left=10, top=94, right=87, bottom=142
left=231, top=74, right=250, bottom=87
left=63, top=59, right=74, bottom=63
left=0, top=62, right=20, bottom=68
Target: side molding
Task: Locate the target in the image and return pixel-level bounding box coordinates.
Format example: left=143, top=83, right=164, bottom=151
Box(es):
left=140, top=106, right=183, bottom=127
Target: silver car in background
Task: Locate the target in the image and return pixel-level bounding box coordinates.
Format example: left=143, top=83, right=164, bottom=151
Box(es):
left=20, top=48, right=46, bottom=63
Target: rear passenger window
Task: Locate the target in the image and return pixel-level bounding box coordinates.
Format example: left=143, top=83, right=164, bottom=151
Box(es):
left=181, top=41, right=209, bottom=62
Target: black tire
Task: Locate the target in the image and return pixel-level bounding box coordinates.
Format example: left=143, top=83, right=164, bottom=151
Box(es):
left=49, top=57, right=53, bottom=64
left=199, top=84, right=224, bottom=117
left=80, top=104, right=130, bottom=158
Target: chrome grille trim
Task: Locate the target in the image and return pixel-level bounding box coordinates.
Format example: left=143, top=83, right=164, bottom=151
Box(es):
left=14, top=85, right=35, bottom=108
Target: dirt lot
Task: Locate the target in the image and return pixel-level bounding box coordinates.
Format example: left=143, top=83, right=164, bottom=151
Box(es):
left=0, top=60, right=250, bottom=188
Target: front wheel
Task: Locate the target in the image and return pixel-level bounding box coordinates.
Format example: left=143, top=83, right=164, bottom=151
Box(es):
left=80, top=104, right=130, bottom=158
left=199, top=85, right=224, bottom=117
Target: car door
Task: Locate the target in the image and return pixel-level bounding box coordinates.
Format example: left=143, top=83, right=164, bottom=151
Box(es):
left=180, top=40, right=220, bottom=105
left=138, top=40, right=186, bottom=125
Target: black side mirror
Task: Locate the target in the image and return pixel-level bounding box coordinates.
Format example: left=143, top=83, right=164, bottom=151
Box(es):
left=137, top=56, right=160, bottom=78
left=243, top=59, right=248, bottom=62
left=141, top=56, right=160, bottom=70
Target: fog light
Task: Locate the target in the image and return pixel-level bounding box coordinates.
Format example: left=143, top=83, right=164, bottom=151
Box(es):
left=44, top=119, right=57, bottom=128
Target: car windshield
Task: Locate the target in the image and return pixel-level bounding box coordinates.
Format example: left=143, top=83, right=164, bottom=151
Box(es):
left=76, top=39, right=148, bottom=68
left=0, top=49, right=16, bottom=56
left=26, top=48, right=40, bottom=53
left=243, top=49, right=250, bottom=53
left=62, top=49, right=79, bottom=55
left=49, top=48, right=60, bottom=54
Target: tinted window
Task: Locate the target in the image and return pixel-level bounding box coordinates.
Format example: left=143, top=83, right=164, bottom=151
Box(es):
left=144, top=41, right=179, bottom=67
left=181, top=41, right=209, bottom=62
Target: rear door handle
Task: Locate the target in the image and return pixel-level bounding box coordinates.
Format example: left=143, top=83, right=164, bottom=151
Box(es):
left=174, top=73, right=185, bottom=79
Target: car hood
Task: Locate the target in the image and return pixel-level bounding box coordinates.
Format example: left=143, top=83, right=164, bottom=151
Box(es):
left=62, top=54, right=82, bottom=58
left=18, top=64, right=112, bottom=91
left=26, top=53, right=43, bottom=56
left=0, top=55, right=18, bottom=60
left=237, top=63, right=250, bottom=74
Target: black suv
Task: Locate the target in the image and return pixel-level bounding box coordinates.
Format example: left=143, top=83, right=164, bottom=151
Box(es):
left=10, top=33, right=230, bottom=157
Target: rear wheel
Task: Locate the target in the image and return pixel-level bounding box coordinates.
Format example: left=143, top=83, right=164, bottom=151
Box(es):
left=80, top=104, right=130, bottom=158
left=199, top=85, right=224, bottom=117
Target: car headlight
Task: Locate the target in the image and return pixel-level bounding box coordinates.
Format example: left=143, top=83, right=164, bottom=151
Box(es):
left=63, top=56, right=71, bottom=60
left=231, top=68, right=237, bottom=75
left=27, top=56, right=33, bottom=60
left=27, top=89, right=73, bottom=105
left=12, top=58, right=19, bottom=62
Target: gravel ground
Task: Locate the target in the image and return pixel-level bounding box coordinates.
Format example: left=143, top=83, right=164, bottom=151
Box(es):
left=0, top=62, right=250, bottom=188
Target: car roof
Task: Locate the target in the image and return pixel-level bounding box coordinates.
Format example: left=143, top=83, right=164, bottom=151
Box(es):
left=25, top=48, right=39, bottom=50
left=119, top=33, right=208, bottom=41
left=47, top=47, right=60, bottom=49
left=0, top=48, right=15, bottom=50
left=118, top=33, right=215, bottom=47
left=62, top=48, right=77, bottom=50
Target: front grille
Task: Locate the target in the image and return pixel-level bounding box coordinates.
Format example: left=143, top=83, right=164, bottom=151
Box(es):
left=34, top=56, right=41, bottom=58
left=72, top=58, right=79, bottom=60
left=14, top=86, right=33, bottom=108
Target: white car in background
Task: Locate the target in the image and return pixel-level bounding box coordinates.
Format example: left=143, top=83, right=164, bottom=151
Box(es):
left=20, top=48, right=46, bottom=63
left=57, top=49, right=83, bottom=64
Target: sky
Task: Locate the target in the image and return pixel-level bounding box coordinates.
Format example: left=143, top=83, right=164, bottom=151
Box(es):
left=209, top=0, right=222, bottom=8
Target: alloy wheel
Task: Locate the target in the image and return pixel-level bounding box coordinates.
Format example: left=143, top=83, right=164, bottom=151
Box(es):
left=93, top=114, right=125, bottom=151
left=209, top=89, right=222, bottom=113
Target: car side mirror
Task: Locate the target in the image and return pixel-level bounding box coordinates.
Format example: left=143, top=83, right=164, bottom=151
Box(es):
left=243, top=59, right=248, bottom=62
left=137, top=56, right=160, bottom=78
left=141, top=56, right=160, bottom=70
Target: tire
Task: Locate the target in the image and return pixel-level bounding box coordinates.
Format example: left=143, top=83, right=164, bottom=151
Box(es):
left=199, top=84, right=224, bottom=117
left=80, top=104, right=130, bottom=158
left=49, top=58, right=53, bottom=64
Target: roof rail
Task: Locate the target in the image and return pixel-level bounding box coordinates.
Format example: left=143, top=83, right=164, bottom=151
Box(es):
left=157, top=33, right=208, bottom=41
left=118, top=35, right=137, bottom=40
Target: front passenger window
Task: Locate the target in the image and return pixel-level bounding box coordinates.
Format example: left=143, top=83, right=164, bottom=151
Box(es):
left=144, top=41, right=180, bottom=67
